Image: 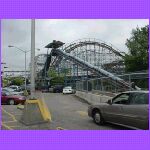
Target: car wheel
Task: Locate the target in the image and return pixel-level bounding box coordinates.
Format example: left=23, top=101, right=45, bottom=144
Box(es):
left=93, top=111, right=105, bottom=125
left=9, top=99, right=15, bottom=105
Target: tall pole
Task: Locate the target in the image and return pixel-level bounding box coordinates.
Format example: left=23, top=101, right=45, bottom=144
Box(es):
left=30, top=19, right=35, bottom=98
left=25, top=52, right=27, bottom=90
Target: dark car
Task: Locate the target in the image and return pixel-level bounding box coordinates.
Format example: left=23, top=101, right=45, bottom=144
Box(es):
left=1, top=91, right=26, bottom=105
left=88, top=91, right=149, bottom=130
left=53, top=85, right=64, bottom=93
left=41, top=85, right=50, bottom=93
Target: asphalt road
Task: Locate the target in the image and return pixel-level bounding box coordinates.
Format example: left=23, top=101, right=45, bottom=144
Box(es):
left=39, top=93, right=128, bottom=130
left=1, top=92, right=128, bottom=130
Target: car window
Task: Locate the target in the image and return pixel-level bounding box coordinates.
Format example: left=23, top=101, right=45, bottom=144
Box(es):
left=130, top=93, right=148, bottom=104
left=64, top=87, right=72, bottom=89
left=112, top=93, right=130, bottom=104
left=10, top=87, right=16, bottom=89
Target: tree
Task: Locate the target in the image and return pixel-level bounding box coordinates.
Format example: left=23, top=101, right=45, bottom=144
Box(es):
left=11, top=77, right=24, bottom=86
left=47, top=68, right=58, bottom=78
left=124, top=25, right=149, bottom=72
left=47, top=67, right=72, bottom=86
left=50, top=76, right=64, bottom=86
left=47, top=68, right=64, bottom=86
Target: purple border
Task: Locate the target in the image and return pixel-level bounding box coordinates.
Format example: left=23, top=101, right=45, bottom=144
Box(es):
left=0, top=0, right=149, bottom=18
left=0, top=0, right=150, bottom=150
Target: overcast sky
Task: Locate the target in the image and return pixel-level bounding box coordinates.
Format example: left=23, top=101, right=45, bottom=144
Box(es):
left=1, top=19, right=148, bottom=71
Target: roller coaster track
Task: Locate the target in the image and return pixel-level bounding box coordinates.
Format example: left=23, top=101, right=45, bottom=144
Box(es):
left=52, top=48, right=136, bottom=90
left=51, top=39, right=125, bottom=67
left=40, top=40, right=139, bottom=90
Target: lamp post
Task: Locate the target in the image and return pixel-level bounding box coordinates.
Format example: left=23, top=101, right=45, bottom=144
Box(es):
left=8, top=45, right=40, bottom=90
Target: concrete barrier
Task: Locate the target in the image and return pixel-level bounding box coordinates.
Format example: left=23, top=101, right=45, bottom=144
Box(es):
left=75, top=91, right=112, bottom=104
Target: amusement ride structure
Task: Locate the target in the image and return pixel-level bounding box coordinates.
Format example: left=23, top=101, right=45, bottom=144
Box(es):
left=34, top=38, right=139, bottom=90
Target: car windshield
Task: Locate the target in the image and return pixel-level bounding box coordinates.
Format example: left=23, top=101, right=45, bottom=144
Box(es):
left=64, top=87, right=72, bottom=89
left=10, top=86, right=17, bottom=89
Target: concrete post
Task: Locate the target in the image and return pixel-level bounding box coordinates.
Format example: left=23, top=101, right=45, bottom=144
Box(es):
left=30, top=19, right=35, bottom=98
left=25, top=52, right=27, bottom=90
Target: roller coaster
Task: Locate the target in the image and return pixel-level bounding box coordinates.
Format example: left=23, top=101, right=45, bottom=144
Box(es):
left=35, top=39, right=139, bottom=90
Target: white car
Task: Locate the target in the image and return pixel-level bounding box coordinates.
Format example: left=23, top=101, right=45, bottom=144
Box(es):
left=3, top=87, right=24, bottom=96
left=63, top=86, right=74, bottom=94
left=9, top=85, right=21, bottom=91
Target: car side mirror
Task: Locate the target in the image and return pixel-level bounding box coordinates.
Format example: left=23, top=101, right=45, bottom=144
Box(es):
left=107, top=99, right=112, bottom=105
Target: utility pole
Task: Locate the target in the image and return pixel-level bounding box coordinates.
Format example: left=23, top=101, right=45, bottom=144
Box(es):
left=30, top=19, right=35, bottom=98
left=25, top=51, right=27, bottom=90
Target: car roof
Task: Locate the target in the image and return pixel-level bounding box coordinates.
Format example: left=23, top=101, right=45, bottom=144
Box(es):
left=122, top=91, right=149, bottom=94
left=9, top=85, right=19, bottom=87
left=3, top=87, right=14, bottom=90
left=64, top=86, right=72, bottom=88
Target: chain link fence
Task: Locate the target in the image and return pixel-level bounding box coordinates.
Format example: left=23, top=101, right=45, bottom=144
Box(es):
left=76, top=72, right=149, bottom=94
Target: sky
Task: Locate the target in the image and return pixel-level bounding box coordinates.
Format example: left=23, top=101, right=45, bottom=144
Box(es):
left=1, top=19, right=148, bottom=71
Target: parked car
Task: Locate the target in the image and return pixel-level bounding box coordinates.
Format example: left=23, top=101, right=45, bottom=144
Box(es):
left=88, top=91, right=149, bottom=130
left=53, top=85, right=64, bottom=93
left=9, top=85, right=22, bottom=92
left=1, top=90, right=26, bottom=105
left=3, top=87, right=24, bottom=96
left=63, top=86, right=75, bottom=94
left=41, top=85, right=50, bottom=93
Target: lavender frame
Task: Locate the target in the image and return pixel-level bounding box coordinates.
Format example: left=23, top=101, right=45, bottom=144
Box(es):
left=0, top=0, right=149, bottom=150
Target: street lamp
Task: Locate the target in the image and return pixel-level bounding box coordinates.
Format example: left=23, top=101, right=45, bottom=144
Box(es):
left=8, top=45, right=40, bottom=90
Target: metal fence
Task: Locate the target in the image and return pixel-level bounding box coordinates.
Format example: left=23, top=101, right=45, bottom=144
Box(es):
left=76, top=72, right=149, bottom=93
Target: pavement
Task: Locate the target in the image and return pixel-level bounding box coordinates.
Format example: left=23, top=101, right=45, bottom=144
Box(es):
left=1, top=92, right=128, bottom=130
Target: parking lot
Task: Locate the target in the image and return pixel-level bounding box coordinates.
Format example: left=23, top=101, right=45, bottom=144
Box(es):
left=1, top=92, right=128, bottom=130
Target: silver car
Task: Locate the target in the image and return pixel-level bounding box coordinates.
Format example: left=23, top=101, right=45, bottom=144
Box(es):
left=88, top=91, right=149, bottom=130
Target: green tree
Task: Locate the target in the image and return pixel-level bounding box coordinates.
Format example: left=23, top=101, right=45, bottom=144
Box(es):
left=47, top=68, right=58, bottom=78
left=47, top=68, right=65, bottom=86
left=2, top=78, right=9, bottom=87
left=50, top=76, right=64, bottom=86
left=11, top=77, right=24, bottom=86
left=47, top=67, right=72, bottom=86
left=124, top=25, right=149, bottom=72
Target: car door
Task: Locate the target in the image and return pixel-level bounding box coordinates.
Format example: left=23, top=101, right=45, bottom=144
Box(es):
left=102, top=93, right=130, bottom=124
left=121, top=92, right=149, bottom=129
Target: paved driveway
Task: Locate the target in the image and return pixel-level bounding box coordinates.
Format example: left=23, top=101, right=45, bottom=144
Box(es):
left=1, top=92, right=128, bottom=130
